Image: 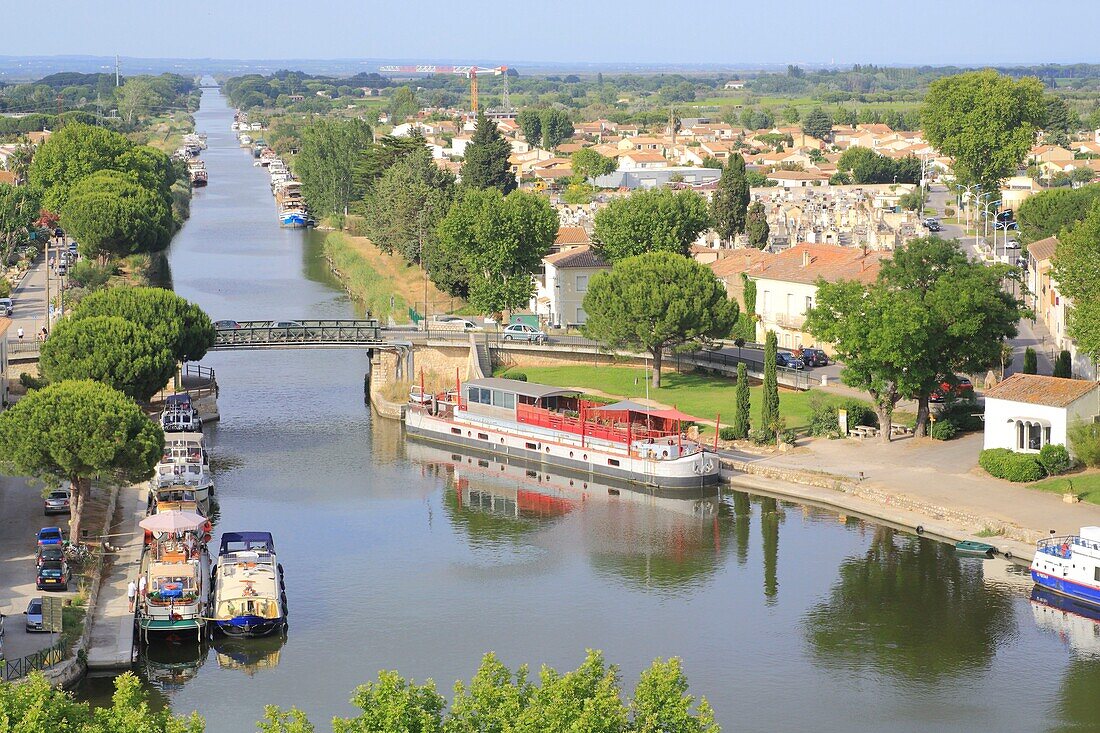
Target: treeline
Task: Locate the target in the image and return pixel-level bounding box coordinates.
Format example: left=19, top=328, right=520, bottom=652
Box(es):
left=0, top=72, right=198, bottom=128
left=1, top=651, right=720, bottom=733
left=223, top=69, right=395, bottom=110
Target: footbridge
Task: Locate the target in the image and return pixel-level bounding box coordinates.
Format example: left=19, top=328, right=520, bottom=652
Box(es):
left=212, top=320, right=387, bottom=349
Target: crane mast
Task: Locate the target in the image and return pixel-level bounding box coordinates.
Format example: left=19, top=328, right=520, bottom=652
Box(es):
left=378, top=64, right=510, bottom=116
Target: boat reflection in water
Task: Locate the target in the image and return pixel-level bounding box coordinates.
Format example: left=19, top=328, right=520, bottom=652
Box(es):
left=212, top=633, right=286, bottom=676
left=138, top=642, right=209, bottom=692
left=1031, top=586, right=1100, bottom=658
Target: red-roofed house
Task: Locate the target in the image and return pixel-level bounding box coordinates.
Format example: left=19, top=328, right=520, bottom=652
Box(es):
left=531, top=245, right=611, bottom=327
left=983, top=374, right=1099, bottom=455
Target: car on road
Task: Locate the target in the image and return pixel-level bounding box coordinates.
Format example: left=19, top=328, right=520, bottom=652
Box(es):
left=24, top=598, right=44, bottom=632
left=775, top=352, right=805, bottom=370
left=1004, top=239, right=1021, bottom=250
left=930, top=375, right=975, bottom=403
left=36, top=561, right=70, bottom=591
left=502, top=323, right=548, bottom=344
left=36, top=527, right=64, bottom=547
left=43, top=488, right=70, bottom=516
left=432, top=316, right=482, bottom=331
left=795, top=347, right=829, bottom=367
left=37, top=545, right=64, bottom=567
left=214, top=320, right=241, bottom=329
left=0, top=297, right=12, bottom=316
left=922, top=218, right=942, bottom=232
left=269, top=320, right=304, bottom=329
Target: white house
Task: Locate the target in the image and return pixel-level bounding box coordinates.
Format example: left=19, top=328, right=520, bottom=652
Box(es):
left=618, top=152, right=669, bottom=171
left=531, top=245, right=610, bottom=328
left=983, top=374, right=1100, bottom=455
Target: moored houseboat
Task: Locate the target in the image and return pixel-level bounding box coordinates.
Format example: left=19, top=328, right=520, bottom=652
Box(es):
left=152, top=432, right=213, bottom=503
left=136, top=511, right=211, bottom=641
left=211, top=532, right=287, bottom=638
left=1031, top=527, right=1100, bottom=608
left=404, top=377, right=718, bottom=489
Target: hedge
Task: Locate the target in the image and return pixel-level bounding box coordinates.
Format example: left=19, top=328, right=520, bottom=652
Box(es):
left=1039, top=444, right=1072, bottom=475
left=979, top=448, right=1045, bottom=482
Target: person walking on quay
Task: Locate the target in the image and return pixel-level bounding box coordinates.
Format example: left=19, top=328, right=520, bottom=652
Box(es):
left=16, top=326, right=23, bottom=342
left=127, top=579, right=137, bottom=612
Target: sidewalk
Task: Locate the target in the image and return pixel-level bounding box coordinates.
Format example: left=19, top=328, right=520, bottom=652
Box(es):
left=85, top=485, right=146, bottom=670
left=725, top=433, right=1100, bottom=557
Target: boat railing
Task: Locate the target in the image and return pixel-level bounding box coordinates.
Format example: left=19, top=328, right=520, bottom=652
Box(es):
left=1037, top=535, right=1100, bottom=557
left=516, top=403, right=678, bottom=447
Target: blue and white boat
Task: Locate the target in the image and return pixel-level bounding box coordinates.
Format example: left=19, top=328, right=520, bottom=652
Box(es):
left=279, top=209, right=307, bottom=228
left=1031, top=526, right=1100, bottom=607
left=211, top=532, right=287, bottom=637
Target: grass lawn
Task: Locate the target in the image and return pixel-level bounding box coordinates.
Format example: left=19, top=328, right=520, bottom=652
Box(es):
left=1031, top=472, right=1100, bottom=505
left=497, top=364, right=858, bottom=433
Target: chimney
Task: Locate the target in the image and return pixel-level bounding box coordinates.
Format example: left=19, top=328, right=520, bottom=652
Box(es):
left=802, top=248, right=811, bottom=267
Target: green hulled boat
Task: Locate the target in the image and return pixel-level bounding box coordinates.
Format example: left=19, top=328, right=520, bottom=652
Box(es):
left=954, top=540, right=996, bottom=557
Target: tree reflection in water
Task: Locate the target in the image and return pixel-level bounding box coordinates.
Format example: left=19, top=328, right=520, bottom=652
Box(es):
left=732, top=491, right=751, bottom=567
left=804, top=528, right=1016, bottom=681
left=761, top=496, right=781, bottom=604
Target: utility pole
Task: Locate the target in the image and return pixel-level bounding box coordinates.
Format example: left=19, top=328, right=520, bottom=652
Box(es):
left=115, top=55, right=120, bottom=87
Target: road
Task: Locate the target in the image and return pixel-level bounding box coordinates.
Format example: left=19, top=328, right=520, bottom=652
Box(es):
left=0, top=475, right=66, bottom=663
left=6, top=242, right=71, bottom=348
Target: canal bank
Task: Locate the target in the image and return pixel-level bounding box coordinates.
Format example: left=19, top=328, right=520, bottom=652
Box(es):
left=69, top=83, right=1100, bottom=733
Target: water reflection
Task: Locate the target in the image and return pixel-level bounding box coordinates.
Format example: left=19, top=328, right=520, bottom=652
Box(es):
left=804, top=528, right=1017, bottom=681
left=140, top=643, right=209, bottom=692
left=212, top=634, right=287, bottom=677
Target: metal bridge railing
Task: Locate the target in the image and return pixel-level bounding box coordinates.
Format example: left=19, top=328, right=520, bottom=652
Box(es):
left=213, top=320, right=384, bottom=348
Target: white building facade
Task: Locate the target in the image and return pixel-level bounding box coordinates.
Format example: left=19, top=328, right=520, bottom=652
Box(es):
left=983, top=374, right=1099, bottom=454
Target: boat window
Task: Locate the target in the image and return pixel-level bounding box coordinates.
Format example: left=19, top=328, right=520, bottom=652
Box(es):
left=608, top=459, right=620, bottom=467
left=478, top=432, right=489, bottom=440
left=1095, top=567, right=1100, bottom=582
left=491, top=390, right=515, bottom=409
left=525, top=442, right=538, bottom=450
left=451, top=428, right=462, bottom=435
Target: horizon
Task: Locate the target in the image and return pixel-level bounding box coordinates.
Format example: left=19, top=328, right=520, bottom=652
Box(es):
left=8, top=0, right=1100, bottom=68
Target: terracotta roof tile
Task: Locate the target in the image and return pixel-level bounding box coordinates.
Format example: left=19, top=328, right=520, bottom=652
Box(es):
left=984, top=373, right=1098, bottom=408
left=554, top=227, right=591, bottom=246
left=1027, top=236, right=1058, bottom=262
left=709, top=249, right=775, bottom=278
left=754, top=243, right=885, bottom=285
left=544, top=244, right=609, bottom=269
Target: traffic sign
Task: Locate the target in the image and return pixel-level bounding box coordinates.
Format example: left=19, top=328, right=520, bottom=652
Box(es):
left=40, top=596, right=63, bottom=634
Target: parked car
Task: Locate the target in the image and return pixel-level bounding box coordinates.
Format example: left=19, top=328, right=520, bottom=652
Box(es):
left=930, top=375, right=975, bottom=403
left=36, top=527, right=64, bottom=547
left=0, top=297, right=12, bottom=316
left=926, top=221, right=942, bottom=232
left=36, top=561, right=70, bottom=591
left=43, top=488, right=70, bottom=516
left=502, top=323, right=548, bottom=344
left=775, top=352, right=805, bottom=370
left=24, top=598, right=44, bottom=632
left=1004, top=239, right=1021, bottom=250
left=796, top=347, right=829, bottom=367
left=214, top=320, right=241, bottom=329
left=37, top=545, right=64, bottom=567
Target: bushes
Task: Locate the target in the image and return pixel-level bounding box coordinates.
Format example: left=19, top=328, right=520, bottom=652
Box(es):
left=936, top=403, right=983, bottom=434
left=1069, top=422, right=1100, bottom=468
left=979, top=448, right=1045, bottom=482
left=930, top=421, right=958, bottom=441
left=1054, top=350, right=1072, bottom=378
left=68, top=260, right=114, bottom=290
left=719, top=426, right=739, bottom=441
left=808, top=395, right=877, bottom=437
left=1039, top=444, right=1072, bottom=476
left=504, top=371, right=527, bottom=382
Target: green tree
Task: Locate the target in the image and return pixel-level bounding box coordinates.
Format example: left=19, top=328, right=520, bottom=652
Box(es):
left=582, top=252, right=737, bottom=388
left=60, top=170, right=173, bottom=261
left=116, top=77, right=157, bottom=125
left=1016, top=184, right=1100, bottom=242
left=593, top=188, right=710, bottom=261
left=571, top=147, right=616, bottom=181
left=1054, top=350, right=1073, bottom=378
left=39, top=316, right=176, bottom=402
left=258, top=707, right=315, bottom=733
left=0, top=380, right=163, bottom=538
left=296, top=118, right=373, bottom=219
left=746, top=201, right=769, bottom=249
left=436, top=188, right=557, bottom=315
left=801, top=107, right=832, bottom=140
left=710, top=153, right=749, bottom=245
left=1044, top=95, right=1071, bottom=147
left=0, top=182, right=41, bottom=266
left=1050, top=201, right=1100, bottom=361
left=27, top=122, right=133, bottom=211
left=70, top=286, right=215, bottom=363
left=446, top=653, right=534, bottom=733
left=4, top=141, right=35, bottom=183
left=732, top=362, right=751, bottom=440
left=922, top=70, right=1046, bottom=192
left=516, top=108, right=542, bottom=147
left=387, top=85, right=420, bottom=122
left=332, top=670, right=446, bottom=733
left=116, top=145, right=179, bottom=206
left=760, top=331, right=780, bottom=440
left=540, top=108, right=573, bottom=150
left=515, top=650, right=628, bottom=733
left=1023, top=347, right=1038, bottom=374
left=86, top=672, right=205, bottom=733
left=630, top=657, right=718, bottom=733
left=362, top=145, right=456, bottom=263
left=1072, top=166, right=1096, bottom=185
left=781, top=105, right=801, bottom=124
left=461, top=113, right=516, bottom=194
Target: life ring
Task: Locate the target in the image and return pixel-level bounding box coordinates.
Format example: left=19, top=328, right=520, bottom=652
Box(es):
left=1061, top=543, right=1070, bottom=556
left=163, top=582, right=182, bottom=592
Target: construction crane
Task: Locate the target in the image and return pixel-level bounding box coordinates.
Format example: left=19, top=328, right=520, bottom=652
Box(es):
left=378, top=64, right=510, bottom=115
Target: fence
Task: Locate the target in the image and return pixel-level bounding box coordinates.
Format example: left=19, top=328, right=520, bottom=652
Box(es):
left=1, top=639, right=65, bottom=681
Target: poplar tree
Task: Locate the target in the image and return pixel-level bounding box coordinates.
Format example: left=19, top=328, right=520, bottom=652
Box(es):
left=761, top=331, right=780, bottom=439
left=732, top=362, right=751, bottom=439
left=711, top=153, right=749, bottom=245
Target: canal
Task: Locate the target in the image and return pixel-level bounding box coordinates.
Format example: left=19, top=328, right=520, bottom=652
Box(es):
left=82, top=86, right=1100, bottom=732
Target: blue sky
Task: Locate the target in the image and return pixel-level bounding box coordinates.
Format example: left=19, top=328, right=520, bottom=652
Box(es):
left=9, top=0, right=1100, bottom=67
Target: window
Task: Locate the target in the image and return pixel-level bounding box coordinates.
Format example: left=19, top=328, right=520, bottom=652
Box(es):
left=576, top=307, right=587, bottom=324
left=1095, top=567, right=1100, bottom=583
left=451, top=428, right=462, bottom=435
left=608, top=459, right=620, bottom=467
left=805, top=295, right=813, bottom=313
left=525, top=442, right=538, bottom=450
left=491, top=390, right=515, bottom=409
left=477, top=432, right=489, bottom=441
left=576, top=274, right=589, bottom=292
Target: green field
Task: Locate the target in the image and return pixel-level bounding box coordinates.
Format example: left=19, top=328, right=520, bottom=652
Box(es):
left=495, top=364, right=857, bottom=433
left=1030, top=472, right=1100, bottom=505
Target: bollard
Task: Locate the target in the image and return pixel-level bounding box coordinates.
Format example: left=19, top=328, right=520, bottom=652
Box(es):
left=821, top=374, right=828, bottom=387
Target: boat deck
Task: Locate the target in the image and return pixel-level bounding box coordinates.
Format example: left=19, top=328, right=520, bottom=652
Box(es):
left=214, top=552, right=281, bottom=621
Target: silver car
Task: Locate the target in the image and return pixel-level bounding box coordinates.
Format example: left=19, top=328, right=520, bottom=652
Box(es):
left=0, top=298, right=12, bottom=316
left=502, top=323, right=548, bottom=344
left=25, top=598, right=44, bottom=632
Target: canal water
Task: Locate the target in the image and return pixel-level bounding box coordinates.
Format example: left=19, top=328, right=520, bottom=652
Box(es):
left=81, top=86, right=1100, bottom=732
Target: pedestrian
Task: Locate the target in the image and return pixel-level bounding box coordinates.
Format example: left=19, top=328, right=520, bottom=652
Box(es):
left=40, top=327, right=47, bottom=341
left=16, top=327, right=23, bottom=341
left=127, top=579, right=137, bottom=612
left=138, top=574, right=147, bottom=600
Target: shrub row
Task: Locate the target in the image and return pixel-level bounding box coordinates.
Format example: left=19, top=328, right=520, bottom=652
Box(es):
left=808, top=395, right=877, bottom=438
left=979, top=449, right=1045, bottom=482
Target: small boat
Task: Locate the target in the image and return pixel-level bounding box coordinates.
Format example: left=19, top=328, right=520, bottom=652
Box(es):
left=211, top=532, right=287, bottom=637
left=161, top=394, right=202, bottom=433
left=955, top=540, right=996, bottom=557
left=1031, top=527, right=1100, bottom=608
left=280, top=209, right=308, bottom=228
left=190, top=169, right=208, bottom=187
left=151, top=431, right=213, bottom=503
left=239, top=134, right=253, bottom=147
